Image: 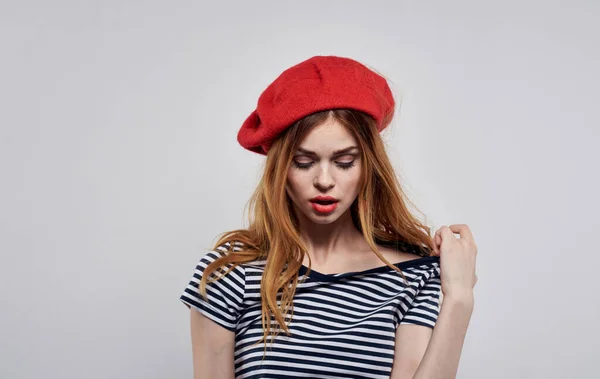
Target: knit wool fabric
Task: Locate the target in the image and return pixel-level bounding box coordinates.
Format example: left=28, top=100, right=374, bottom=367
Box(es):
left=237, top=55, right=395, bottom=155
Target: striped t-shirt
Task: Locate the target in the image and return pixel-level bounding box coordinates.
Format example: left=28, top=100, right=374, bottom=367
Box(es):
left=180, top=241, right=442, bottom=379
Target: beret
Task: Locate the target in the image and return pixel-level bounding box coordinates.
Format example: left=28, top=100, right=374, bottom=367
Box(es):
left=237, top=55, right=395, bottom=155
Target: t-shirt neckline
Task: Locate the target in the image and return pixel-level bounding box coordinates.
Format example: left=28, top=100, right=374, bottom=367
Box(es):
left=298, top=255, right=439, bottom=282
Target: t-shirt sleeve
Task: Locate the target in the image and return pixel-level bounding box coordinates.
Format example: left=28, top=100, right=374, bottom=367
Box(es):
left=179, top=243, right=246, bottom=332
left=399, top=263, right=442, bottom=328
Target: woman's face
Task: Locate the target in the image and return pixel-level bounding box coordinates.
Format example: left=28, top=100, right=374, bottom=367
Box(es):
left=286, top=118, right=362, bottom=225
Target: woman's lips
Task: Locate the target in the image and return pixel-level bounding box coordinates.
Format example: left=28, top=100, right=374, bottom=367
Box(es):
left=310, top=201, right=338, bottom=214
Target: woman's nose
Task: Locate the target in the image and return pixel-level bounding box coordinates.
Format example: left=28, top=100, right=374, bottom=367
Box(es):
left=314, top=165, right=335, bottom=189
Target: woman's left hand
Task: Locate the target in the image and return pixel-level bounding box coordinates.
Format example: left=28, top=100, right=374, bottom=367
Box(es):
left=432, top=224, right=478, bottom=299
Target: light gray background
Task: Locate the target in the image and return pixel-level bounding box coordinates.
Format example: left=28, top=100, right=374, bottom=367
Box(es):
left=1, top=1, right=598, bottom=378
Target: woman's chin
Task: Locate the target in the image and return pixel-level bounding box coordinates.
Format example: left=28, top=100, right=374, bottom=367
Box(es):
left=302, top=206, right=349, bottom=224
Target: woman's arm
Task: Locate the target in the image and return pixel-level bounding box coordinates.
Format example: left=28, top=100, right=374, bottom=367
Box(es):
left=392, top=224, right=477, bottom=379
left=413, top=292, right=474, bottom=378
left=189, top=308, right=235, bottom=379
left=390, top=292, right=473, bottom=379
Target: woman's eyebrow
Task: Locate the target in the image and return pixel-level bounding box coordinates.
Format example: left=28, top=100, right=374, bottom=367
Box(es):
left=295, top=146, right=359, bottom=156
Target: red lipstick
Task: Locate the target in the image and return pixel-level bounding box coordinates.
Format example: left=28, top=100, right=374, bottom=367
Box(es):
left=309, top=196, right=339, bottom=214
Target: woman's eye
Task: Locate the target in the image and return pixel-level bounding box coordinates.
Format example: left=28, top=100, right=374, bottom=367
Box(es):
left=291, top=160, right=356, bottom=170
left=291, top=161, right=313, bottom=169
left=337, top=161, right=355, bottom=170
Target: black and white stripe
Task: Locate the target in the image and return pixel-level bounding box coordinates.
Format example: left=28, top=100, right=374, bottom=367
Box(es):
left=180, top=242, right=442, bottom=378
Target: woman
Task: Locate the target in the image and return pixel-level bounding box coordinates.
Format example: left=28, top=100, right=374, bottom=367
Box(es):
left=180, top=55, right=478, bottom=379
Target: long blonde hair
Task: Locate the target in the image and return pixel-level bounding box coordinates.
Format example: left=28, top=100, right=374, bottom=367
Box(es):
left=199, top=109, right=436, bottom=356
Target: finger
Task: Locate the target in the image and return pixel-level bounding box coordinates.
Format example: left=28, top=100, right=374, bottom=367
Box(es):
left=433, top=227, right=444, bottom=254
left=431, top=229, right=439, bottom=255
left=441, top=225, right=454, bottom=236
left=448, top=224, right=475, bottom=243
left=440, top=225, right=456, bottom=242
left=435, top=226, right=447, bottom=240
left=432, top=238, right=441, bottom=256
left=436, top=226, right=456, bottom=253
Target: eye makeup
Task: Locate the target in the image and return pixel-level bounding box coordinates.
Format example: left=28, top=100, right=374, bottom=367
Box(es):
left=291, top=160, right=356, bottom=170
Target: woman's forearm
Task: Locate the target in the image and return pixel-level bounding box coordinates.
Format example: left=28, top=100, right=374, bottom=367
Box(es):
left=412, top=293, right=474, bottom=379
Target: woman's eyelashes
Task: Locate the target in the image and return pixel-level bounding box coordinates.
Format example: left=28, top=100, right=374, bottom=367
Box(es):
left=291, top=159, right=356, bottom=170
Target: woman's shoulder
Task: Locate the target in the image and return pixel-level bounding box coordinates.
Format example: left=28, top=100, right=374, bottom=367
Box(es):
left=214, top=240, right=245, bottom=251
left=377, top=243, right=438, bottom=267
left=207, top=240, right=266, bottom=272
left=194, top=241, right=250, bottom=279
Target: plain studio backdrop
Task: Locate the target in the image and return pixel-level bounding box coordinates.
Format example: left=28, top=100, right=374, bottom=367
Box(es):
left=1, top=0, right=598, bottom=378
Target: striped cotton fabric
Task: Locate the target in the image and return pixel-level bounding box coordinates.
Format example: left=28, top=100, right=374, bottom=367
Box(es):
left=180, top=242, right=442, bottom=379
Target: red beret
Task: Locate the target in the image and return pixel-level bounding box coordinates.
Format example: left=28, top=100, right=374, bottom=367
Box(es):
left=237, top=55, right=395, bottom=155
